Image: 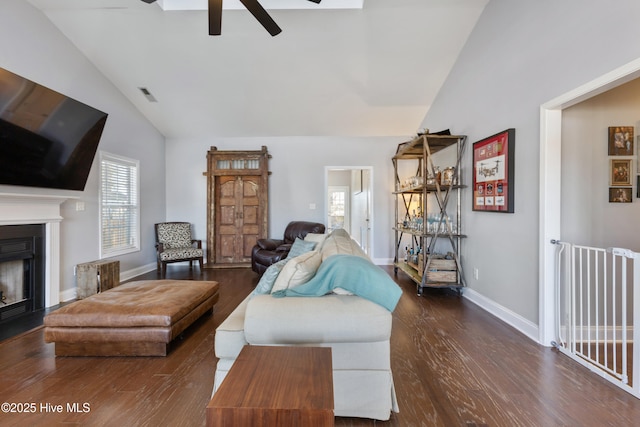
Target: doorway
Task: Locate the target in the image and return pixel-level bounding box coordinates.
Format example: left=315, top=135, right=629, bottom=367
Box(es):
left=325, top=167, right=373, bottom=256
left=327, top=185, right=349, bottom=233
left=540, top=58, right=640, bottom=345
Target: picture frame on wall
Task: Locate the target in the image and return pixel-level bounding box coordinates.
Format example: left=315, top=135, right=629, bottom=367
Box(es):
left=609, top=187, right=632, bottom=203
left=610, top=159, right=632, bottom=186
left=608, top=126, right=634, bottom=156
left=472, top=128, right=515, bottom=213
left=637, top=135, right=640, bottom=172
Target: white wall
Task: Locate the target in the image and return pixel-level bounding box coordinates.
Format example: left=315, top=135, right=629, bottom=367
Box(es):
left=561, top=78, right=640, bottom=250
left=421, top=0, right=640, bottom=325
left=0, top=0, right=166, bottom=297
left=328, top=171, right=351, bottom=187
left=165, top=136, right=401, bottom=263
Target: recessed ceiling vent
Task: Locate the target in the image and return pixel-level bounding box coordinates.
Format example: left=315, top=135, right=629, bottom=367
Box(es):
left=139, top=87, right=158, bottom=102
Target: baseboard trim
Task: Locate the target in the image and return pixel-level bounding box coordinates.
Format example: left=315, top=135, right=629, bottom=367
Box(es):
left=463, top=288, right=540, bottom=344
left=59, top=288, right=77, bottom=303
left=120, top=262, right=157, bottom=282
left=61, top=262, right=158, bottom=302
left=382, top=262, right=541, bottom=344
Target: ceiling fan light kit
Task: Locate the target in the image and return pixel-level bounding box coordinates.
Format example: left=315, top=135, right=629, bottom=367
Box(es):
left=142, top=0, right=322, bottom=36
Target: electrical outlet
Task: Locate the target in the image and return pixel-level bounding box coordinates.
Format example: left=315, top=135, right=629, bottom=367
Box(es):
left=309, top=203, right=316, bottom=210
left=473, top=268, right=479, bottom=280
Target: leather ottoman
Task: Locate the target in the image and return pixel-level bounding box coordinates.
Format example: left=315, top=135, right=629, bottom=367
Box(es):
left=44, top=279, right=219, bottom=356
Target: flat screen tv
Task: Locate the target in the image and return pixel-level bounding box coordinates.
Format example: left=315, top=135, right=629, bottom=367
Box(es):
left=0, top=67, right=108, bottom=191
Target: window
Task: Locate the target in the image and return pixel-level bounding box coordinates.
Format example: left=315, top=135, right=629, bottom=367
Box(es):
left=99, top=152, right=140, bottom=258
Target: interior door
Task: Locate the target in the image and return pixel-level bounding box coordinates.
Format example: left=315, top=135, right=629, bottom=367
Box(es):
left=352, top=169, right=371, bottom=255
left=216, top=176, right=239, bottom=264
left=240, top=176, right=260, bottom=261
left=215, top=175, right=262, bottom=264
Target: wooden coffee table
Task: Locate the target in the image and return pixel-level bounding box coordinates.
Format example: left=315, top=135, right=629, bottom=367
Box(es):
left=207, top=345, right=334, bottom=427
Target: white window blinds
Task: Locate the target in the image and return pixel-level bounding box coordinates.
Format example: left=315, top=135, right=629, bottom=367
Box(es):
left=100, top=152, right=140, bottom=257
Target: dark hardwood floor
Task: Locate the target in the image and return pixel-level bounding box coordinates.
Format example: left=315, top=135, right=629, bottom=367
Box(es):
left=1, top=265, right=640, bottom=426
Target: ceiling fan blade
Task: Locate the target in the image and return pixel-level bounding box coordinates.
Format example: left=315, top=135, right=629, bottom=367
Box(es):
left=238, top=0, right=282, bottom=36
left=307, top=0, right=322, bottom=3
left=209, top=0, right=223, bottom=36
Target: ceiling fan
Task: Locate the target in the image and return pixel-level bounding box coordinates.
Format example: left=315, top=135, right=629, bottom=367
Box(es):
left=141, top=0, right=322, bottom=36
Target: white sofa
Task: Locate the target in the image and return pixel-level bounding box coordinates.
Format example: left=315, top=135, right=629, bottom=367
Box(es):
left=212, top=229, right=401, bottom=421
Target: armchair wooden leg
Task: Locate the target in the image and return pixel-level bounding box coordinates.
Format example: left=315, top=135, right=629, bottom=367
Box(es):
left=161, top=262, right=167, bottom=278
left=198, top=258, right=203, bottom=271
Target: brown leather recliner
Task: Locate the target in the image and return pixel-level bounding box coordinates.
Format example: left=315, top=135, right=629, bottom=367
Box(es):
left=251, top=221, right=325, bottom=275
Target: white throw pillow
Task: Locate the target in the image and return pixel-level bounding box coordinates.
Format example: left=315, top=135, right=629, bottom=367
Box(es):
left=320, top=231, right=369, bottom=261
left=304, top=233, right=328, bottom=250
left=271, top=250, right=322, bottom=293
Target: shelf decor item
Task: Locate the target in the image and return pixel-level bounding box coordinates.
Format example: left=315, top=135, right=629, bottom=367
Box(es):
left=608, top=126, right=634, bottom=156
left=472, top=129, right=515, bottom=213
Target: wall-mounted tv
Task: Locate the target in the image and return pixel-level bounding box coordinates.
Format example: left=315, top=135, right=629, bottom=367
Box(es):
left=0, top=67, right=108, bottom=191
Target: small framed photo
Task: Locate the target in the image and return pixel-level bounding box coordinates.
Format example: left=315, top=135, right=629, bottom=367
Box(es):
left=609, top=187, right=632, bottom=203
left=610, top=159, right=632, bottom=186
left=608, top=126, right=634, bottom=156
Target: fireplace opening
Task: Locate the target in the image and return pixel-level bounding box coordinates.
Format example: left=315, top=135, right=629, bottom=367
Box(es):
left=0, top=224, right=45, bottom=340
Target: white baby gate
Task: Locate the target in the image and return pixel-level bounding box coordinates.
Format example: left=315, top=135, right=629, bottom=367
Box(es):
left=552, top=240, right=640, bottom=398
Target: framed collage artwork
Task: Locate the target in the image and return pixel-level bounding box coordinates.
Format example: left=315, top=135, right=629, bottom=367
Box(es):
left=472, top=129, right=515, bottom=213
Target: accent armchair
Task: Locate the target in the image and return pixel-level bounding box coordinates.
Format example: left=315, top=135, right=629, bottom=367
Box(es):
left=251, top=221, right=325, bottom=275
left=155, top=222, right=204, bottom=277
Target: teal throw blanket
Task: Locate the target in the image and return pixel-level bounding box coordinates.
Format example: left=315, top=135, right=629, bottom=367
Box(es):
left=271, top=254, right=403, bottom=312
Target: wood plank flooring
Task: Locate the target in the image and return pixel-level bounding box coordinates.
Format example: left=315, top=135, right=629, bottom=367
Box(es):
left=1, top=265, right=640, bottom=426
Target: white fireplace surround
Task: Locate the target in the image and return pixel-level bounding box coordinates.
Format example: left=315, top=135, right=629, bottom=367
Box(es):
left=0, top=192, right=74, bottom=308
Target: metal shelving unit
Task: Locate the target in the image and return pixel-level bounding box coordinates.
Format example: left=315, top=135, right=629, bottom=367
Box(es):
left=392, top=133, right=467, bottom=295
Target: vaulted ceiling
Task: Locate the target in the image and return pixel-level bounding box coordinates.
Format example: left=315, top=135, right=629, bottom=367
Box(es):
left=28, top=0, right=487, bottom=139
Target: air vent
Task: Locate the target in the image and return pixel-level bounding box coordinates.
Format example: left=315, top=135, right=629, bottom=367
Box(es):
left=138, top=87, right=157, bottom=102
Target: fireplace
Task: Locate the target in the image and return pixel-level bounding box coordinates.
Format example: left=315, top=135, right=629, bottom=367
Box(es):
left=0, top=224, right=45, bottom=328
left=0, top=193, right=66, bottom=341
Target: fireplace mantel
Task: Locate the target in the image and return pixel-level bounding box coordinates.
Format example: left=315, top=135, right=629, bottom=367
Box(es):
left=0, top=192, right=77, bottom=307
